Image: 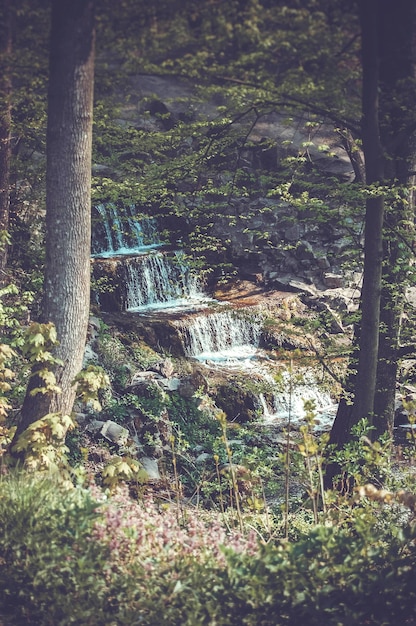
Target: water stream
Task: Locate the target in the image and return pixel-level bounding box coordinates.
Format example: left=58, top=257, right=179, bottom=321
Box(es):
left=92, top=204, right=337, bottom=425
left=92, top=203, right=208, bottom=311
left=175, top=311, right=336, bottom=425
left=125, top=252, right=208, bottom=312
left=259, top=371, right=336, bottom=429
left=92, top=203, right=161, bottom=258
left=176, top=310, right=262, bottom=363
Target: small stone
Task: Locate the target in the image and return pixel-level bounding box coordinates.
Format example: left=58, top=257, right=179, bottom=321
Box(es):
left=86, top=419, right=105, bottom=433
left=139, top=457, right=161, bottom=481
left=196, top=452, right=212, bottom=464
left=323, top=272, right=344, bottom=289
left=284, top=223, right=303, bottom=241
left=295, top=240, right=315, bottom=261
left=316, top=256, right=330, bottom=269
left=100, top=420, right=129, bottom=446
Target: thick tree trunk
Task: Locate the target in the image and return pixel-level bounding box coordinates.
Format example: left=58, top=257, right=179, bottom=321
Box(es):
left=373, top=0, right=416, bottom=438
left=0, top=0, right=12, bottom=281
left=14, top=0, right=95, bottom=440
left=352, top=0, right=385, bottom=425
left=328, top=0, right=384, bottom=454
left=373, top=252, right=404, bottom=439
left=328, top=0, right=416, bottom=477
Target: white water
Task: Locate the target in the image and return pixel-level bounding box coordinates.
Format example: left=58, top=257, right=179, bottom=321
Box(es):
left=125, top=251, right=208, bottom=312
left=259, top=370, right=337, bottom=429
left=178, top=307, right=335, bottom=423
left=183, top=307, right=336, bottom=422
left=91, top=204, right=336, bottom=426
left=92, top=204, right=209, bottom=312
left=178, top=310, right=262, bottom=362
left=92, top=203, right=161, bottom=258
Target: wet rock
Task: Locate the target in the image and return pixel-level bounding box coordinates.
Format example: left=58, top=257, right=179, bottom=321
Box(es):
left=214, top=377, right=262, bottom=423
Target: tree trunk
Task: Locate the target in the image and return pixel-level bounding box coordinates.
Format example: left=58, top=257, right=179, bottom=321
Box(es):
left=373, top=258, right=403, bottom=440
left=373, top=0, right=416, bottom=438
left=328, top=0, right=384, bottom=453
left=0, top=0, right=12, bottom=281
left=14, top=0, right=95, bottom=439
left=328, top=0, right=416, bottom=471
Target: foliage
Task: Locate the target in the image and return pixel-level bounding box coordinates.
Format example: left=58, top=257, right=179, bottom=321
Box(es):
left=0, top=283, right=37, bottom=413
left=3, top=2, right=416, bottom=620
left=290, top=399, right=329, bottom=521
left=0, top=471, right=113, bottom=626
left=168, top=392, right=221, bottom=452
left=21, top=322, right=63, bottom=397
left=164, top=517, right=416, bottom=626
left=0, top=472, right=258, bottom=625
left=0, top=309, right=109, bottom=472
left=0, top=343, right=15, bottom=421
left=331, top=418, right=393, bottom=491
left=1, top=424, right=416, bottom=625
left=93, top=327, right=133, bottom=391
left=7, top=0, right=364, bottom=282
left=102, top=455, right=148, bottom=491
left=5, top=475, right=413, bottom=626
left=11, top=412, right=75, bottom=473
left=82, top=0, right=363, bottom=281
left=9, top=362, right=109, bottom=473
left=72, top=364, right=110, bottom=411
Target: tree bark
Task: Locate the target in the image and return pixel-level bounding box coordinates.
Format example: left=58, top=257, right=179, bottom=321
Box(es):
left=328, top=0, right=416, bottom=469
left=14, top=0, right=95, bottom=439
left=373, top=0, right=416, bottom=438
left=328, top=0, right=384, bottom=452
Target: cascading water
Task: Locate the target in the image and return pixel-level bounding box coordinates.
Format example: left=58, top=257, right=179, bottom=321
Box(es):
left=91, top=203, right=337, bottom=426
left=92, top=203, right=209, bottom=312
left=125, top=251, right=207, bottom=312
left=177, top=310, right=262, bottom=362
left=92, top=203, right=160, bottom=257
left=178, top=308, right=336, bottom=423
left=259, top=370, right=336, bottom=429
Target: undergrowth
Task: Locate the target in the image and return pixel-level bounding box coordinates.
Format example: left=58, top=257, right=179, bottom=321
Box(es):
left=1, top=292, right=416, bottom=624
left=0, top=466, right=415, bottom=626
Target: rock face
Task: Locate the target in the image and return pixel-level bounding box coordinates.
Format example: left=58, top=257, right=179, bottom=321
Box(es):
left=214, top=376, right=262, bottom=423
left=204, top=197, right=359, bottom=292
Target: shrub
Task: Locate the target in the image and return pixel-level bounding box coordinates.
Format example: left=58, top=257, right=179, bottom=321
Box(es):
left=125, top=511, right=416, bottom=626
left=1, top=471, right=415, bottom=626
left=0, top=471, right=116, bottom=625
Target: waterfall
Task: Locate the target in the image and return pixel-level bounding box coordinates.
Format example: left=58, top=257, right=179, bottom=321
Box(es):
left=92, top=203, right=160, bottom=257
left=91, top=203, right=211, bottom=313
left=260, top=370, right=336, bottom=427
left=125, top=251, right=206, bottom=311
left=178, top=310, right=262, bottom=361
